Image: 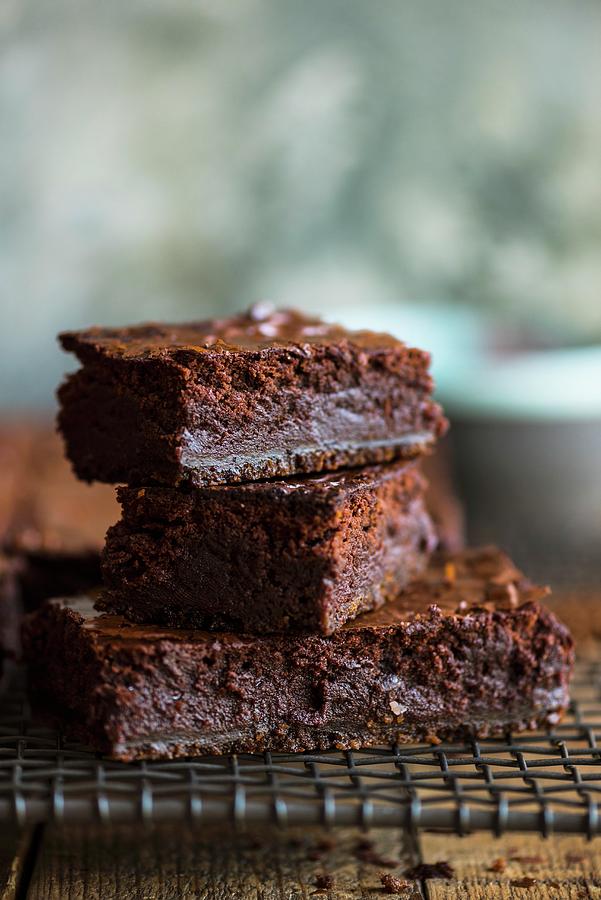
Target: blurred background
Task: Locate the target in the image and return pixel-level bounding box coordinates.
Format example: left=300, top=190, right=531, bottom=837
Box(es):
left=1, top=0, right=600, bottom=580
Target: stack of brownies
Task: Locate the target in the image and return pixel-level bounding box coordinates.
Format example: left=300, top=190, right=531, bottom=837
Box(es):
left=23, top=306, right=573, bottom=761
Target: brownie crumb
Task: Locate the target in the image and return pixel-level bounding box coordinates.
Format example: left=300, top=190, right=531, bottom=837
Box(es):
left=380, top=873, right=411, bottom=894
left=510, top=876, right=538, bottom=887
left=489, top=858, right=507, bottom=873
left=405, top=861, right=455, bottom=880
left=443, top=561, right=456, bottom=585
left=314, top=874, right=334, bottom=890
left=354, top=839, right=397, bottom=868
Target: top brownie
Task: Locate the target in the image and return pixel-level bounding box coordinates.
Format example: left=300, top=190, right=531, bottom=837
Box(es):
left=57, top=305, right=448, bottom=487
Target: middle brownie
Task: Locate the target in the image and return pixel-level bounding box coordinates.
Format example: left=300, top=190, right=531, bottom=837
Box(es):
left=100, top=460, right=436, bottom=634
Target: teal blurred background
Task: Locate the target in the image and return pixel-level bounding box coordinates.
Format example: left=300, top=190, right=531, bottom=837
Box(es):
left=1, top=0, right=600, bottom=409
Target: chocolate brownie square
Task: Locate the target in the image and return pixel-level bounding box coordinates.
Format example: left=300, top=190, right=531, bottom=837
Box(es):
left=99, top=460, right=435, bottom=634
left=23, top=547, right=573, bottom=761
left=58, top=306, right=447, bottom=487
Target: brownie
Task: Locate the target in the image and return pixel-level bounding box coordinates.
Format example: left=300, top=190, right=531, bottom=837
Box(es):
left=0, top=424, right=114, bottom=667
left=23, top=547, right=574, bottom=761
left=57, top=305, right=448, bottom=487
left=0, top=549, right=105, bottom=669
left=99, top=460, right=436, bottom=634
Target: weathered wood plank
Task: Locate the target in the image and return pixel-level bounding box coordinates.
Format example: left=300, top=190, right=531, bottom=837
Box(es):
left=420, top=832, right=601, bottom=898
left=27, top=825, right=422, bottom=899
left=0, top=828, right=35, bottom=900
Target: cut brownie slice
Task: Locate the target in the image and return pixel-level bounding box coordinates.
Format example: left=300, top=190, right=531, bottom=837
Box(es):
left=99, top=460, right=436, bottom=634
left=0, top=424, right=112, bottom=669
left=23, top=548, right=574, bottom=761
left=57, top=305, right=448, bottom=487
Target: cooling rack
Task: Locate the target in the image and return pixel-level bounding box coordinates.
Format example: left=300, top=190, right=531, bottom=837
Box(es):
left=1, top=661, right=600, bottom=836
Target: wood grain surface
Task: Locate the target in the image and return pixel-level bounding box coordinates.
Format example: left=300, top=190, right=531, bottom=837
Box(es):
left=421, top=832, right=601, bottom=898
left=25, top=826, right=422, bottom=899
left=0, top=828, right=35, bottom=900
left=15, top=825, right=601, bottom=898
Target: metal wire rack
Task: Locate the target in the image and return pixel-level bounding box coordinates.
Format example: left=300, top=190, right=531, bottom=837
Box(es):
left=1, top=661, right=601, bottom=836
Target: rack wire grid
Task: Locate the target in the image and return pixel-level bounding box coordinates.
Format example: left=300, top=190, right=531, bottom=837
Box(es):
left=1, top=660, right=601, bottom=837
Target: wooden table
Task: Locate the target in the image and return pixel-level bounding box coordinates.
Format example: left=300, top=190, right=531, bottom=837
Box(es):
left=2, top=420, right=600, bottom=897
left=3, top=823, right=601, bottom=898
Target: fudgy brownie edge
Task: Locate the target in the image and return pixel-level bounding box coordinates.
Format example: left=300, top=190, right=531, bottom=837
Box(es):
left=23, top=548, right=574, bottom=761
left=58, top=307, right=448, bottom=486
left=99, top=461, right=436, bottom=634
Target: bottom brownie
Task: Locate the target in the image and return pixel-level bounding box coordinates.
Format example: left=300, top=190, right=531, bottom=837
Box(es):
left=22, top=547, right=573, bottom=761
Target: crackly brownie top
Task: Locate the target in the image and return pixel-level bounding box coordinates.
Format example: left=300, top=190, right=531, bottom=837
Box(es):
left=350, top=545, right=549, bottom=629
left=50, top=547, right=549, bottom=647
left=59, top=304, right=417, bottom=362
